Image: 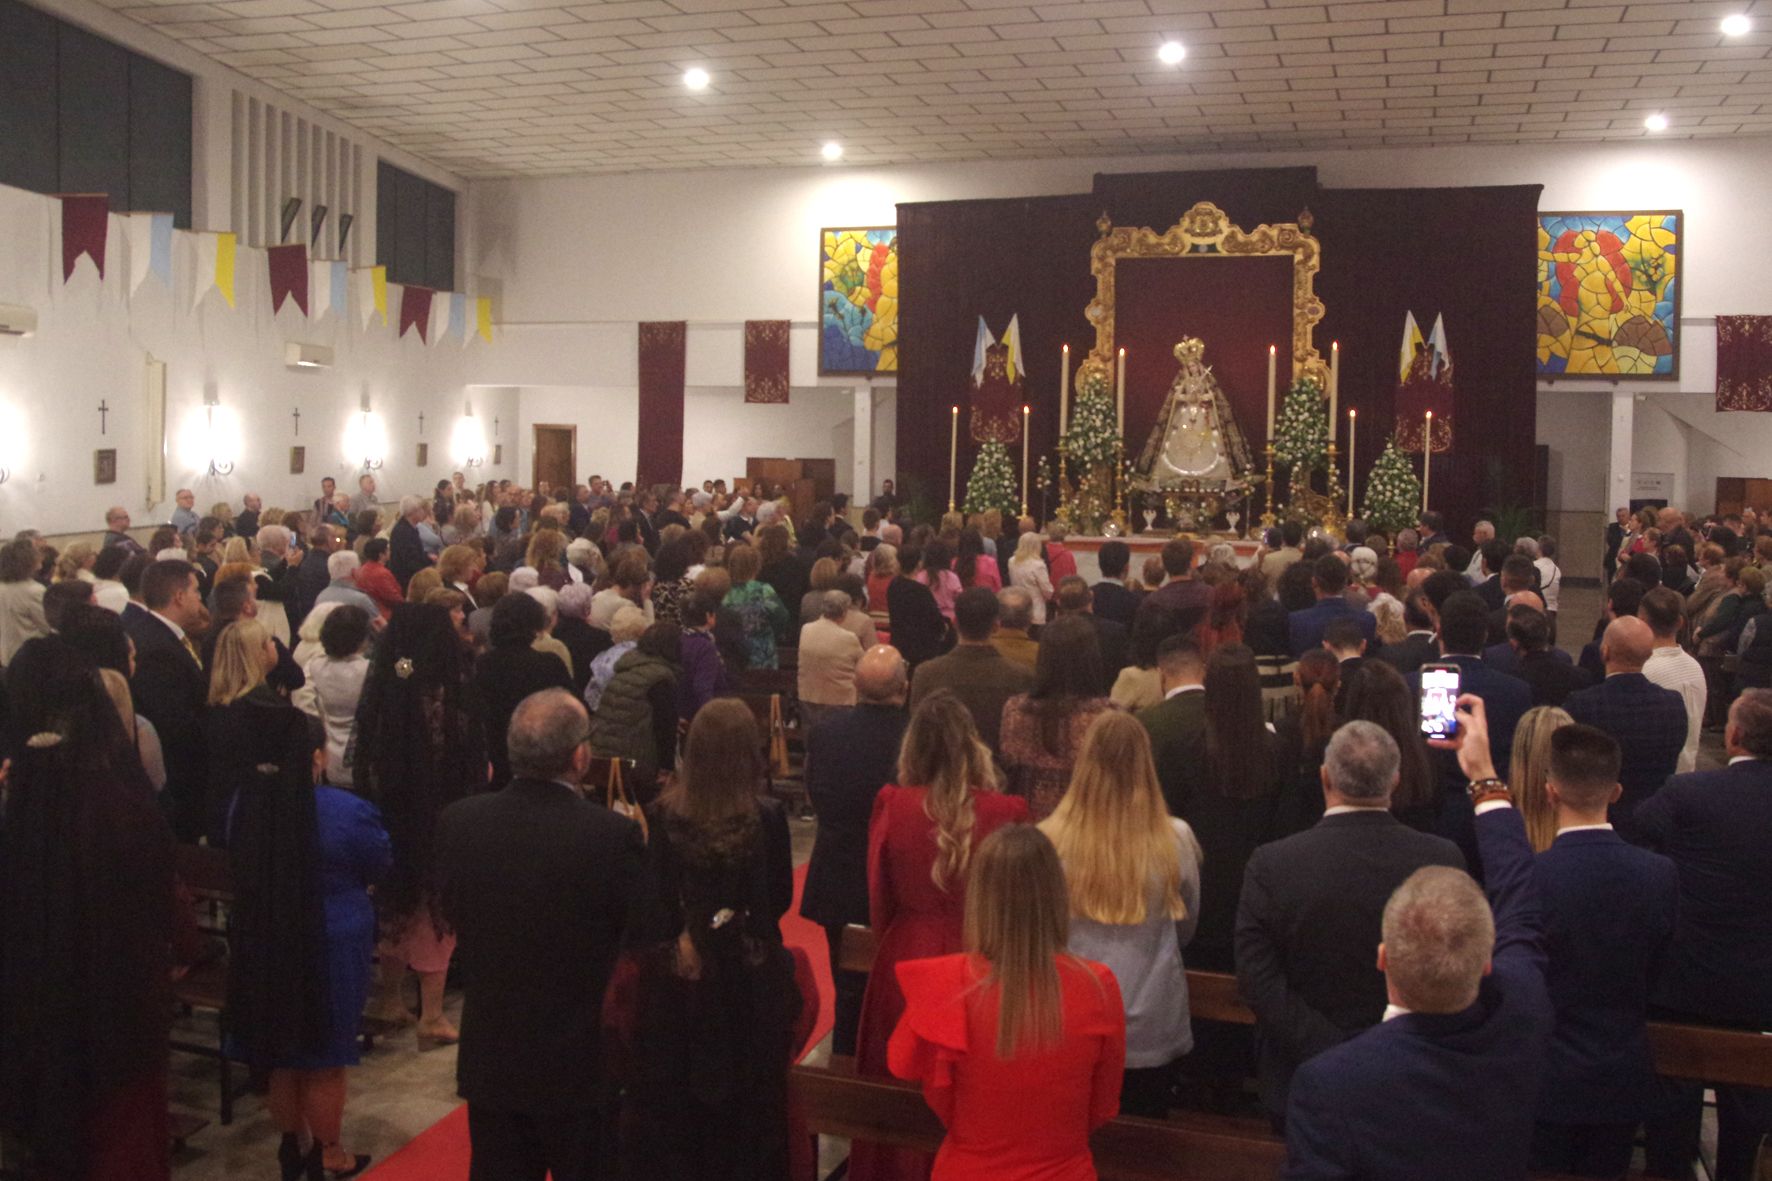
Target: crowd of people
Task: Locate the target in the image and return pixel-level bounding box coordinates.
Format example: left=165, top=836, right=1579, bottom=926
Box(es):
left=0, top=476, right=1766, bottom=1181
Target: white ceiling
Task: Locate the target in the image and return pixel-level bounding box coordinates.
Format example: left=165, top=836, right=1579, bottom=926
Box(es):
left=101, top=0, right=1772, bottom=178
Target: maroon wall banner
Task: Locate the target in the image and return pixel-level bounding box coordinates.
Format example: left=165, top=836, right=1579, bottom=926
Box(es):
left=638, top=321, right=687, bottom=488
left=267, top=244, right=309, bottom=316
left=1716, top=315, right=1772, bottom=412
left=399, top=285, right=433, bottom=341
left=745, top=320, right=791, bottom=404
left=60, top=194, right=109, bottom=281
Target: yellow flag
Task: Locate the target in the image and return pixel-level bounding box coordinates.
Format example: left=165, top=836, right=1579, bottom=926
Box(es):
left=476, top=296, right=493, bottom=343
left=216, top=233, right=237, bottom=309
left=371, top=266, right=388, bottom=326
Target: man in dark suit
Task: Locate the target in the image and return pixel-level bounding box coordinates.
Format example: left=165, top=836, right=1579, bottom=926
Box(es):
left=1236, top=719, right=1465, bottom=1125
left=1531, top=724, right=1678, bottom=1178
left=1407, top=591, right=1531, bottom=863
left=1283, top=697, right=1554, bottom=1181
left=1090, top=539, right=1140, bottom=629
left=388, top=495, right=430, bottom=591
left=435, top=689, right=643, bottom=1181
left=1485, top=555, right=1541, bottom=642
left=1498, top=606, right=1590, bottom=707
left=1375, top=590, right=1438, bottom=675
left=1287, top=554, right=1377, bottom=658
left=1562, top=616, right=1686, bottom=842
left=1417, top=509, right=1449, bottom=552
left=1472, top=539, right=1511, bottom=610
left=910, top=588, right=1031, bottom=754
left=1137, top=634, right=1208, bottom=820
left=1139, top=537, right=1212, bottom=624
left=1055, top=576, right=1126, bottom=689
left=1322, top=616, right=1366, bottom=714
left=801, top=646, right=910, bottom=1056
left=723, top=497, right=758, bottom=542
left=1637, top=689, right=1772, bottom=1181
left=123, top=559, right=209, bottom=841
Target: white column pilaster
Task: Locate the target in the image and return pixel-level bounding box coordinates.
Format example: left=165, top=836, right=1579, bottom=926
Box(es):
left=852, top=381, right=874, bottom=511
left=1608, top=388, right=1634, bottom=513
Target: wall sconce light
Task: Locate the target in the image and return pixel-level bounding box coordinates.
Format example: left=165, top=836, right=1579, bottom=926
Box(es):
left=0, top=304, right=37, bottom=337
left=452, top=403, right=487, bottom=468
left=347, top=394, right=388, bottom=472
left=203, top=394, right=235, bottom=477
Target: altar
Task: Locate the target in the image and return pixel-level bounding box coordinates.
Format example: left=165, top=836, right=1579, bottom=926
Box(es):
left=1065, top=533, right=1260, bottom=583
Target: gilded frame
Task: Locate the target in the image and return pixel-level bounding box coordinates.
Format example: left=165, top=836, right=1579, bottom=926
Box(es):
left=1081, top=201, right=1326, bottom=390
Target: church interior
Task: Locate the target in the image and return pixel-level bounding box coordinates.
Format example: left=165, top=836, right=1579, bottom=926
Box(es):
left=2, top=0, right=1772, bottom=1178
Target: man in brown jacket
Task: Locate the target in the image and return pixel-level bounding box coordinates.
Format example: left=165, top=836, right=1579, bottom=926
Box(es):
left=912, top=587, right=1033, bottom=756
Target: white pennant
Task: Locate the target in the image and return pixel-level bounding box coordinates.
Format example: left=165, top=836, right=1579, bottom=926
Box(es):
left=191, top=233, right=219, bottom=311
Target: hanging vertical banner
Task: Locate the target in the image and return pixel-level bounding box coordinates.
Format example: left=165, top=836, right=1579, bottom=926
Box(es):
left=475, top=296, right=493, bottom=344
left=744, top=320, right=791, bottom=403
left=637, top=321, right=687, bottom=488
left=448, top=292, right=467, bottom=345
left=311, top=259, right=348, bottom=320
left=399, top=284, right=434, bottom=341
left=60, top=194, right=109, bottom=281
left=126, top=212, right=173, bottom=293
left=267, top=243, right=309, bottom=316
left=1716, top=315, right=1772, bottom=412
left=215, top=233, right=237, bottom=308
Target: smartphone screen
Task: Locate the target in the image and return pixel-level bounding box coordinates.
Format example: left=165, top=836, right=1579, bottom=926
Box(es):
left=1418, top=664, right=1461, bottom=739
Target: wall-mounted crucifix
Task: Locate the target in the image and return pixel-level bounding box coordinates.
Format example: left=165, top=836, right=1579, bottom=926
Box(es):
left=292, top=407, right=301, bottom=437
left=97, top=400, right=109, bottom=435
left=493, top=417, right=500, bottom=437
left=418, top=412, right=426, bottom=437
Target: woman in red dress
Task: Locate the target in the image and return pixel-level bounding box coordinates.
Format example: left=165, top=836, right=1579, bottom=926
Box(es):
left=850, top=692, right=1029, bottom=1181
left=889, top=825, right=1125, bottom=1181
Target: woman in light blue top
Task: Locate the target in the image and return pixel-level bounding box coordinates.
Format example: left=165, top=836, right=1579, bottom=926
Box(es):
left=1039, top=710, right=1202, bottom=1118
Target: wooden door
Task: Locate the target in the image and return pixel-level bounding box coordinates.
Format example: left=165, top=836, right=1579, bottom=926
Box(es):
left=532, top=425, right=576, bottom=493
left=1714, top=477, right=1772, bottom=515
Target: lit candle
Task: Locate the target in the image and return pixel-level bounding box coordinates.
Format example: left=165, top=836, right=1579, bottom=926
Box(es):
left=1060, top=344, right=1070, bottom=435
left=1328, top=340, right=1339, bottom=433
left=1422, top=410, right=1433, bottom=513
left=1021, top=404, right=1031, bottom=512
left=1116, top=347, right=1127, bottom=435
left=1347, top=408, right=1357, bottom=517
left=949, top=405, right=959, bottom=510
left=1266, top=344, right=1277, bottom=441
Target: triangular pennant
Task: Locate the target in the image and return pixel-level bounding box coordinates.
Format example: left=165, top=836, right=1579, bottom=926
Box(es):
left=126, top=213, right=173, bottom=293
left=331, top=261, right=349, bottom=323
left=193, top=233, right=219, bottom=310
left=267, top=243, right=309, bottom=316
left=59, top=194, right=109, bottom=281
left=215, top=233, right=237, bottom=308
left=1428, top=313, right=1452, bottom=380
left=372, top=266, right=387, bottom=326
left=355, top=267, right=375, bottom=329
left=310, top=259, right=333, bottom=320
left=475, top=296, right=493, bottom=344
left=429, top=290, right=453, bottom=343
left=399, top=284, right=433, bottom=341
left=448, top=292, right=467, bottom=345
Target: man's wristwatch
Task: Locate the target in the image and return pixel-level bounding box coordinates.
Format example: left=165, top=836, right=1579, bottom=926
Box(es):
left=1466, top=777, right=1511, bottom=806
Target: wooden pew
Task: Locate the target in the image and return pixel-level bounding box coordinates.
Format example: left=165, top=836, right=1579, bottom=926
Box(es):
left=793, top=1064, right=1287, bottom=1181
left=835, top=925, right=1772, bottom=1088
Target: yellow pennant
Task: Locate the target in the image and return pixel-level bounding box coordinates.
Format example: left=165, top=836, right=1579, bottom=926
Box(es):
left=476, top=296, right=493, bottom=343
left=371, top=266, right=388, bottom=326
left=215, top=233, right=237, bottom=308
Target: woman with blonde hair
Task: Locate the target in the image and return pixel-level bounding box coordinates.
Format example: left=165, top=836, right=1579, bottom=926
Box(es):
left=1039, top=712, right=1199, bottom=1117
left=888, top=825, right=1125, bottom=1181
left=55, top=540, right=99, bottom=583
left=850, top=692, right=1029, bottom=1181
left=437, top=544, right=483, bottom=606
left=524, top=529, right=569, bottom=590
left=1511, top=705, right=1574, bottom=853
left=219, top=534, right=256, bottom=568
left=1007, top=531, right=1055, bottom=625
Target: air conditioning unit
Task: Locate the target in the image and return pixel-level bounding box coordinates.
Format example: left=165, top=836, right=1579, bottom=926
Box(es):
left=285, top=341, right=334, bottom=369
left=0, top=304, right=37, bottom=337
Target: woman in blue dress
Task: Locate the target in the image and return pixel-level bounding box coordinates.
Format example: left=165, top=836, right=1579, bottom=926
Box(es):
left=216, top=619, right=391, bottom=1181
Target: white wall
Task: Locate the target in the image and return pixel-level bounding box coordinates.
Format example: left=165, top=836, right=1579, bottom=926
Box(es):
left=465, top=137, right=1772, bottom=516
left=0, top=183, right=516, bottom=536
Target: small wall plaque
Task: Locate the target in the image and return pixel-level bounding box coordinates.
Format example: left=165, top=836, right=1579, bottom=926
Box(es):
left=290, top=446, right=306, bottom=475
left=94, top=448, right=117, bottom=485
left=417, top=442, right=429, bottom=468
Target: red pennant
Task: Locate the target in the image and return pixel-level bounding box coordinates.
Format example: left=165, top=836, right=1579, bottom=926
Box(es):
left=60, top=194, right=109, bottom=281
left=267, top=244, right=309, bottom=316
left=399, top=285, right=433, bottom=341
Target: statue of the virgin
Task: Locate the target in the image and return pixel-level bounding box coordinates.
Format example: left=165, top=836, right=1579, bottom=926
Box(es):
left=1132, top=338, right=1255, bottom=493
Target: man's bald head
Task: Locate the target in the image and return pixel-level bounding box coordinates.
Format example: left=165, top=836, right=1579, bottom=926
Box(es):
left=1503, top=589, right=1545, bottom=613
left=856, top=644, right=909, bottom=705
left=508, top=688, right=592, bottom=781
left=1600, top=615, right=1654, bottom=673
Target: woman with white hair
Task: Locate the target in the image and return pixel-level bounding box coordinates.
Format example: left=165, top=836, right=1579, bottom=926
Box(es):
left=1008, top=531, right=1056, bottom=625
left=525, top=586, right=574, bottom=679
left=585, top=602, right=649, bottom=712
left=553, top=580, right=606, bottom=695
left=566, top=536, right=602, bottom=585
left=1345, top=546, right=1379, bottom=606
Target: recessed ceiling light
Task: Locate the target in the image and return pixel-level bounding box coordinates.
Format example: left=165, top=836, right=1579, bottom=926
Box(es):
left=683, top=67, right=710, bottom=90
left=821, top=141, right=844, bottom=161
left=1644, top=112, right=1670, bottom=132
left=1157, top=40, right=1187, bottom=65
left=1721, top=13, right=1752, bottom=36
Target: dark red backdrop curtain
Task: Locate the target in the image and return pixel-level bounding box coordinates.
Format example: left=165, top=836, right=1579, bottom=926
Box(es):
left=637, top=321, right=686, bottom=489
left=896, top=168, right=1543, bottom=536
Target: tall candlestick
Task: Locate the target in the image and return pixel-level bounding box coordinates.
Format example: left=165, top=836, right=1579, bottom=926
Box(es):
left=1060, top=344, right=1070, bottom=434
left=1328, top=340, right=1340, bottom=432
left=1021, top=404, right=1031, bottom=516
left=949, top=405, right=959, bottom=511
left=1116, top=347, right=1126, bottom=434
left=1266, top=344, right=1277, bottom=440
left=1347, top=408, right=1357, bottom=517
left=1422, top=410, right=1433, bottom=513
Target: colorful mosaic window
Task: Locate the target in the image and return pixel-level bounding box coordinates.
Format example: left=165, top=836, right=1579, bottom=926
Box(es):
left=1537, top=211, right=1681, bottom=379
left=820, top=227, right=898, bottom=376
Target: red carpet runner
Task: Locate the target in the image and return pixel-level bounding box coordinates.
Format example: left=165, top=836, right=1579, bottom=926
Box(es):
left=365, top=864, right=836, bottom=1180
